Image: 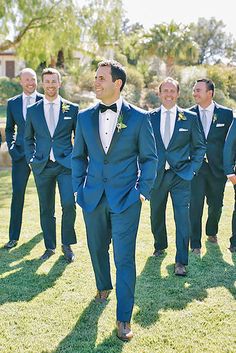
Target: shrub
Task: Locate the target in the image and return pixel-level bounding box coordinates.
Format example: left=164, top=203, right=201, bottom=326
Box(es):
left=0, top=77, right=22, bottom=104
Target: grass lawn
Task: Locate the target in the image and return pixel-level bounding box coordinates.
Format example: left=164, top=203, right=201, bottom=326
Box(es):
left=0, top=170, right=235, bottom=353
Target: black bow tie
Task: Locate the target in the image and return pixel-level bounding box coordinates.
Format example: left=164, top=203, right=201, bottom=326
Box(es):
left=99, top=103, right=117, bottom=113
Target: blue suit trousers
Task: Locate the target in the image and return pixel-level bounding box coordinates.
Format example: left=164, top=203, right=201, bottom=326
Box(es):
left=83, top=194, right=141, bottom=322
left=9, top=158, right=31, bottom=240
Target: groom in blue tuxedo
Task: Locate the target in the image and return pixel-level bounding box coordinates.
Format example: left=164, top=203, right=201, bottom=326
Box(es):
left=24, top=68, right=78, bottom=262
left=72, top=60, right=157, bottom=341
left=4, top=68, right=43, bottom=249
left=189, top=79, right=233, bottom=254
left=150, top=77, right=206, bottom=275
left=223, top=118, right=236, bottom=253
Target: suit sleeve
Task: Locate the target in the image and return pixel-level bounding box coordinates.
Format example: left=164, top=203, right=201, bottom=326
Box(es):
left=71, top=114, right=88, bottom=193
left=190, top=115, right=206, bottom=174
left=223, top=119, right=236, bottom=175
left=138, top=114, right=158, bottom=199
left=24, top=108, right=36, bottom=164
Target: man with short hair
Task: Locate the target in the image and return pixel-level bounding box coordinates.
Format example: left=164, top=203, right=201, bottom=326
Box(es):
left=223, top=118, right=236, bottom=253
left=72, top=59, right=157, bottom=341
left=4, top=68, right=43, bottom=249
left=150, top=77, right=206, bottom=275
left=190, top=78, right=233, bottom=254
left=24, top=68, right=78, bottom=262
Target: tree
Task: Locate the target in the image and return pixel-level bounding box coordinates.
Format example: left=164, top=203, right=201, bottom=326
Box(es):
left=0, top=0, right=81, bottom=68
left=190, top=17, right=236, bottom=64
left=79, top=0, right=123, bottom=58
left=145, top=21, right=199, bottom=75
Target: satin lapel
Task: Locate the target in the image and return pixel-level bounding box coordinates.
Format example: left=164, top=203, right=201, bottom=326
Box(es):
left=195, top=106, right=206, bottom=139
left=91, top=105, right=105, bottom=155
left=107, top=101, right=131, bottom=155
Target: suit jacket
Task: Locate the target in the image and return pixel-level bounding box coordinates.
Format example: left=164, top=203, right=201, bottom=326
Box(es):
left=5, top=92, right=43, bottom=161
left=223, top=118, right=236, bottom=175
left=71, top=99, right=158, bottom=213
left=24, top=97, right=79, bottom=175
left=150, top=106, right=206, bottom=185
left=190, top=102, right=233, bottom=178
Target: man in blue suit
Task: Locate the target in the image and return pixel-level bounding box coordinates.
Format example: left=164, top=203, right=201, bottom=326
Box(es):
left=72, top=60, right=157, bottom=341
left=223, top=118, right=236, bottom=253
left=4, top=68, right=43, bottom=249
left=190, top=79, right=233, bottom=255
left=150, top=77, right=206, bottom=276
left=25, top=68, right=78, bottom=262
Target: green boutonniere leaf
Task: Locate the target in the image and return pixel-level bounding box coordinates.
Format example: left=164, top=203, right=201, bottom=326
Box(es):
left=178, top=112, right=187, bottom=121
left=62, top=102, right=70, bottom=113
left=117, top=113, right=127, bottom=132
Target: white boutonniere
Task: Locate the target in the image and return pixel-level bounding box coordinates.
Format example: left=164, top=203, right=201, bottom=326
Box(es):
left=62, top=102, right=70, bottom=113
left=212, top=114, right=217, bottom=124
left=117, top=113, right=127, bottom=132
left=178, top=112, right=187, bottom=121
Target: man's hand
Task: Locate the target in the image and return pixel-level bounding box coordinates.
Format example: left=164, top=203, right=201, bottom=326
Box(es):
left=140, top=194, right=146, bottom=202
left=228, top=175, right=236, bottom=185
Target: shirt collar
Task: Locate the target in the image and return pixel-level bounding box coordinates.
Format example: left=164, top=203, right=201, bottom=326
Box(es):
left=99, top=96, right=123, bottom=114
left=161, top=105, right=177, bottom=116
left=23, top=91, right=37, bottom=100
left=199, top=102, right=215, bottom=114
left=44, top=95, right=61, bottom=105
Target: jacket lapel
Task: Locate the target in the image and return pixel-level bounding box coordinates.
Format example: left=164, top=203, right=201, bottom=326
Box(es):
left=38, top=100, right=51, bottom=137
left=107, top=100, right=131, bottom=155
left=18, top=95, right=25, bottom=123
left=152, top=109, right=165, bottom=148
left=53, top=99, right=64, bottom=136
left=91, top=104, right=105, bottom=155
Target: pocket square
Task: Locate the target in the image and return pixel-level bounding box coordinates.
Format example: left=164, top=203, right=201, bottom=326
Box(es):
left=64, top=116, right=72, bottom=120
left=216, top=123, right=224, bottom=127
left=179, top=128, right=188, bottom=131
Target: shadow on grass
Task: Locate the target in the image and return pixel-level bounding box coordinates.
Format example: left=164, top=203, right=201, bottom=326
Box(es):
left=0, top=233, right=67, bottom=304
left=53, top=300, right=124, bottom=353
left=134, top=242, right=236, bottom=327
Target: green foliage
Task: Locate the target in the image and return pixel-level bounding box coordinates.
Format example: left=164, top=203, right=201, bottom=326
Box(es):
left=190, top=17, right=236, bottom=64
left=145, top=21, right=199, bottom=75
left=0, top=77, right=21, bottom=104
left=122, top=66, right=144, bottom=105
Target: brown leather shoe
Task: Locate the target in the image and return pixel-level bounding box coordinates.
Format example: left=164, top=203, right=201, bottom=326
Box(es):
left=116, top=321, right=133, bottom=341
left=191, top=248, right=201, bottom=255
left=228, top=246, right=236, bottom=253
left=94, top=290, right=111, bottom=303
left=174, top=263, right=187, bottom=276
left=207, top=235, right=218, bottom=243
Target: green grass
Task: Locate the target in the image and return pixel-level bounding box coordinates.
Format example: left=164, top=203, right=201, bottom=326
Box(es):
left=0, top=170, right=235, bottom=353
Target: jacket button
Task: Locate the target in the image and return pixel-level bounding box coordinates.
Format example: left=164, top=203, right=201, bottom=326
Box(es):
left=103, top=178, right=107, bottom=182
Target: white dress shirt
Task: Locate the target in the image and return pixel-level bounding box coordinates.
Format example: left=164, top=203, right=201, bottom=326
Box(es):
left=160, top=105, right=177, bottom=143
left=199, top=102, right=215, bottom=138
left=160, top=105, right=177, bottom=170
left=99, top=96, right=122, bottom=153
left=43, top=96, right=61, bottom=161
left=22, top=91, right=37, bottom=120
